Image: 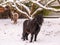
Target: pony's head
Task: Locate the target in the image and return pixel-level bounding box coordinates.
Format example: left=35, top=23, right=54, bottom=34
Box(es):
left=33, top=14, right=43, bottom=25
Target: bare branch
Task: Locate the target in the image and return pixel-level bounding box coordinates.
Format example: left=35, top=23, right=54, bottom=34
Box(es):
left=0, top=0, right=32, bottom=19
left=0, top=1, right=9, bottom=6
left=31, top=8, right=42, bottom=17
left=16, top=2, right=31, bottom=15
left=13, top=2, right=32, bottom=19
left=45, top=0, right=56, bottom=6
left=31, top=0, right=60, bottom=12
left=0, top=0, right=13, bottom=7
left=58, top=0, right=60, bottom=4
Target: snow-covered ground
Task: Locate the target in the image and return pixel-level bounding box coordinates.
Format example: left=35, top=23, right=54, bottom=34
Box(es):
left=0, top=18, right=60, bottom=45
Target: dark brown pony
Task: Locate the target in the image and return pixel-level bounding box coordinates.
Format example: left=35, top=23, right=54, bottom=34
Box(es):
left=22, top=14, right=43, bottom=42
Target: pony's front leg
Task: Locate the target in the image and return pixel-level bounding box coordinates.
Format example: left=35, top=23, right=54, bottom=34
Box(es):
left=34, top=34, right=38, bottom=41
left=25, top=33, right=29, bottom=40
left=22, top=32, right=26, bottom=41
left=30, top=34, right=34, bottom=42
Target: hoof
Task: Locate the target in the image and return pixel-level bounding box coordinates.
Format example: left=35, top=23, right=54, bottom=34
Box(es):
left=30, top=41, right=32, bottom=43
left=34, top=40, right=36, bottom=41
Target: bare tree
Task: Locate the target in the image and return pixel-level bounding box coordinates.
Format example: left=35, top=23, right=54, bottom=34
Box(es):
left=0, top=0, right=60, bottom=19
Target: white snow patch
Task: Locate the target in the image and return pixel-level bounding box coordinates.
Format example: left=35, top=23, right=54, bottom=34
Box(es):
left=0, top=18, right=60, bottom=45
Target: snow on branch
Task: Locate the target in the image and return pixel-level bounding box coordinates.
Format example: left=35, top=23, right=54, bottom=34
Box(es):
left=31, top=8, right=42, bottom=17
left=45, top=0, right=56, bottom=6
left=0, top=0, right=13, bottom=7
left=16, top=2, right=31, bottom=15
left=31, top=1, right=46, bottom=9
left=58, top=0, right=60, bottom=4
left=31, top=0, right=60, bottom=12
left=13, top=2, right=32, bottom=19
left=0, top=1, right=9, bottom=6
left=0, top=0, right=32, bottom=19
